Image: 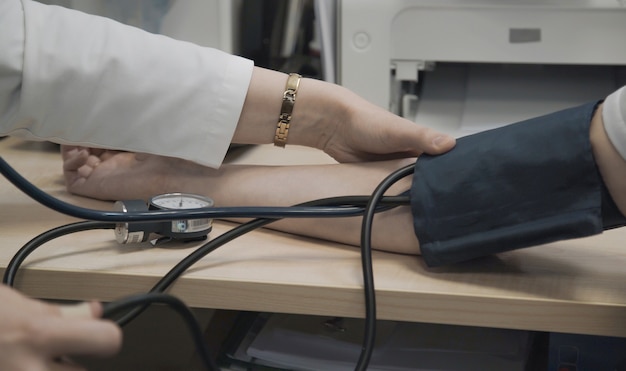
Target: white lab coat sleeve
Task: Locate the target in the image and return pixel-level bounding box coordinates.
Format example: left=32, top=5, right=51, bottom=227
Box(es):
left=603, top=86, right=626, bottom=162
left=0, top=0, right=253, bottom=168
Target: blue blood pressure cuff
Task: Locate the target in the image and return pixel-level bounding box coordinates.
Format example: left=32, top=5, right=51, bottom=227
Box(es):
left=410, top=102, right=626, bottom=267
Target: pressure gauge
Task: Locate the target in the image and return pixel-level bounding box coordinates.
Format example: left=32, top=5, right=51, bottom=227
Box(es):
left=114, top=193, right=214, bottom=244
left=149, top=193, right=214, bottom=240
left=150, top=193, right=214, bottom=210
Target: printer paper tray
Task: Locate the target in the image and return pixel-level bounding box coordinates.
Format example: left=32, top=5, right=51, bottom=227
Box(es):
left=413, top=63, right=625, bottom=137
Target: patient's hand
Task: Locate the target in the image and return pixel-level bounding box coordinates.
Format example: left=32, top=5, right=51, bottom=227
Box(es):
left=61, top=146, right=207, bottom=201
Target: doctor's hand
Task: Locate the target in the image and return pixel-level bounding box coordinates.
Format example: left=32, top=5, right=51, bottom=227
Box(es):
left=233, top=68, right=456, bottom=163
left=0, top=285, right=122, bottom=371
left=313, top=81, right=457, bottom=162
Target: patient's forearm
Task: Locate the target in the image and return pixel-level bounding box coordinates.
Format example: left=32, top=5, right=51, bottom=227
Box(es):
left=182, top=158, right=421, bottom=254
left=62, top=145, right=420, bottom=254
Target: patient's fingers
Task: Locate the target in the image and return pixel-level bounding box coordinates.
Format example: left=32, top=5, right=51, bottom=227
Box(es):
left=62, top=148, right=89, bottom=171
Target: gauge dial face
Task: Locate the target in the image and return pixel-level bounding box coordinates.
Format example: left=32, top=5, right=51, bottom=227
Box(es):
left=150, top=193, right=214, bottom=210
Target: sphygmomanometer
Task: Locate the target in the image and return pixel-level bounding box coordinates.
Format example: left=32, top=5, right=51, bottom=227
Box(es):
left=0, top=153, right=411, bottom=371
left=113, top=193, right=215, bottom=245
left=2, top=100, right=625, bottom=371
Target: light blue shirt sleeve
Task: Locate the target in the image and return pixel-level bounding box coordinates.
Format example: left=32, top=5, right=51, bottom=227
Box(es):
left=0, top=0, right=253, bottom=168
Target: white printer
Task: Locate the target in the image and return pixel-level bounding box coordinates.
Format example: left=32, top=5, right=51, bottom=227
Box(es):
left=337, top=0, right=626, bottom=135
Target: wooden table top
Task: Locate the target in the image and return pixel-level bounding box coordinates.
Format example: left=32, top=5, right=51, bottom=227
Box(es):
left=2, top=137, right=626, bottom=337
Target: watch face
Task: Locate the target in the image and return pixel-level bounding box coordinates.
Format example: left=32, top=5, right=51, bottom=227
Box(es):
left=150, top=193, right=213, bottom=210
